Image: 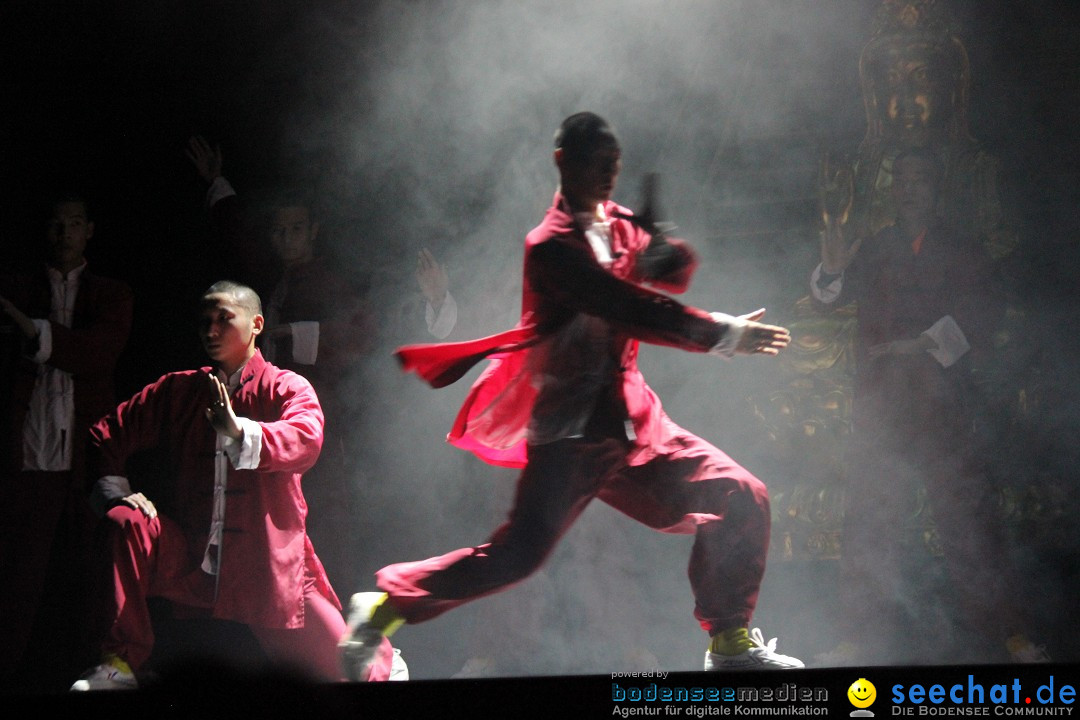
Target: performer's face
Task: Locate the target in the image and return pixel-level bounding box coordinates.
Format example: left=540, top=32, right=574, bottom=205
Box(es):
left=269, top=206, right=318, bottom=268
left=45, top=201, right=93, bottom=272
left=891, top=155, right=938, bottom=228
left=199, top=293, right=263, bottom=368
left=558, top=142, right=622, bottom=210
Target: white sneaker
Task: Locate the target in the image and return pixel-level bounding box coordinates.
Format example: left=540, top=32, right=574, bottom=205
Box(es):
left=70, top=660, right=138, bottom=691
left=389, top=648, right=409, bottom=681
left=704, top=628, right=804, bottom=671
left=339, top=592, right=388, bottom=681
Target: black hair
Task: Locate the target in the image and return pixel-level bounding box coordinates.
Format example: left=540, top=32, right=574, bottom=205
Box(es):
left=45, top=191, right=93, bottom=223
left=266, top=185, right=319, bottom=223
left=554, top=112, right=619, bottom=165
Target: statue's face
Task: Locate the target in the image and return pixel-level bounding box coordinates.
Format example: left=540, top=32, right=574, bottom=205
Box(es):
left=869, top=40, right=957, bottom=145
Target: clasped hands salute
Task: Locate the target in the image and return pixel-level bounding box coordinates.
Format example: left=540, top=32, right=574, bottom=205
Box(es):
left=119, top=374, right=240, bottom=521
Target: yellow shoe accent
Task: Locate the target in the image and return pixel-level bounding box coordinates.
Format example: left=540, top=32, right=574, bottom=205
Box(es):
left=102, top=654, right=133, bottom=675
left=709, top=626, right=752, bottom=656
left=1005, top=634, right=1029, bottom=655
left=369, top=593, right=405, bottom=637
left=1006, top=634, right=1050, bottom=663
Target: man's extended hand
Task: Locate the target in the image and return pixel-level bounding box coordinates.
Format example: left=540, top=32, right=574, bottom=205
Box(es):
left=205, top=373, right=243, bottom=440
left=416, top=248, right=449, bottom=308
left=734, top=309, right=791, bottom=356
left=186, top=135, right=223, bottom=185
left=820, top=218, right=862, bottom=275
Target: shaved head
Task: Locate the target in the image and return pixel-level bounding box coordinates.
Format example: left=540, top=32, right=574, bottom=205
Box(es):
left=202, top=280, right=262, bottom=316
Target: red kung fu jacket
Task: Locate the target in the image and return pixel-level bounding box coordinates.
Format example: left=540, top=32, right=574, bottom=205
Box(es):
left=396, top=192, right=729, bottom=469
left=88, top=349, right=336, bottom=628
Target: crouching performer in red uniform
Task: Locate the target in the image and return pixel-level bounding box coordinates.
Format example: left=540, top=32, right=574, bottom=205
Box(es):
left=72, top=281, right=400, bottom=690
left=339, top=112, right=803, bottom=677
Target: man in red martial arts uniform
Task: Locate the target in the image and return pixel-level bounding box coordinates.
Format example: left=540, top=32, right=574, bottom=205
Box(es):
left=0, top=193, right=133, bottom=688
left=810, top=148, right=1048, bottom=665
left=339, top=112, right=803, bottom=677
left=71, top=281, right=398, bottom=690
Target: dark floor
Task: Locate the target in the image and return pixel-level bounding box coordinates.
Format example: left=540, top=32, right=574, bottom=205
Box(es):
left=6, top=544, right=1076, bottom=698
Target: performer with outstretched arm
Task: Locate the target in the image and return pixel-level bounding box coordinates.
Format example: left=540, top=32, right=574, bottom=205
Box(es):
left=340, top=112, right=802, bottom=678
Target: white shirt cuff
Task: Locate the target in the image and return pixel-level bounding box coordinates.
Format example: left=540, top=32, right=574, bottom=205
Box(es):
left=90, top=475, right=133, bottom=517
left=708, top=312, right=748, bottom=358
left=206, top=176, right=237, bottom=208
left=426, top=290, right=458, bottom=340
left=223, top=417, right=263, bottom=470
left=289, top=321, right=320, bottom=365
left=810, top=263, right=844, bottom=304
left=29, top=319, right=52, bottom=363
left=923, top=315, right=970, bottom=368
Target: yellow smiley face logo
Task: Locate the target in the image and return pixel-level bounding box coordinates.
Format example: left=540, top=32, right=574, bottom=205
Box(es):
left=848, top=678, right=877, bottom=708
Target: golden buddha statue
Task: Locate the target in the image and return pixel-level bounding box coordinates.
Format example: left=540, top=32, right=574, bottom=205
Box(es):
left=849, top=0, right=1018, bottom=259
left=758, top=0, right=1028, bottom=561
